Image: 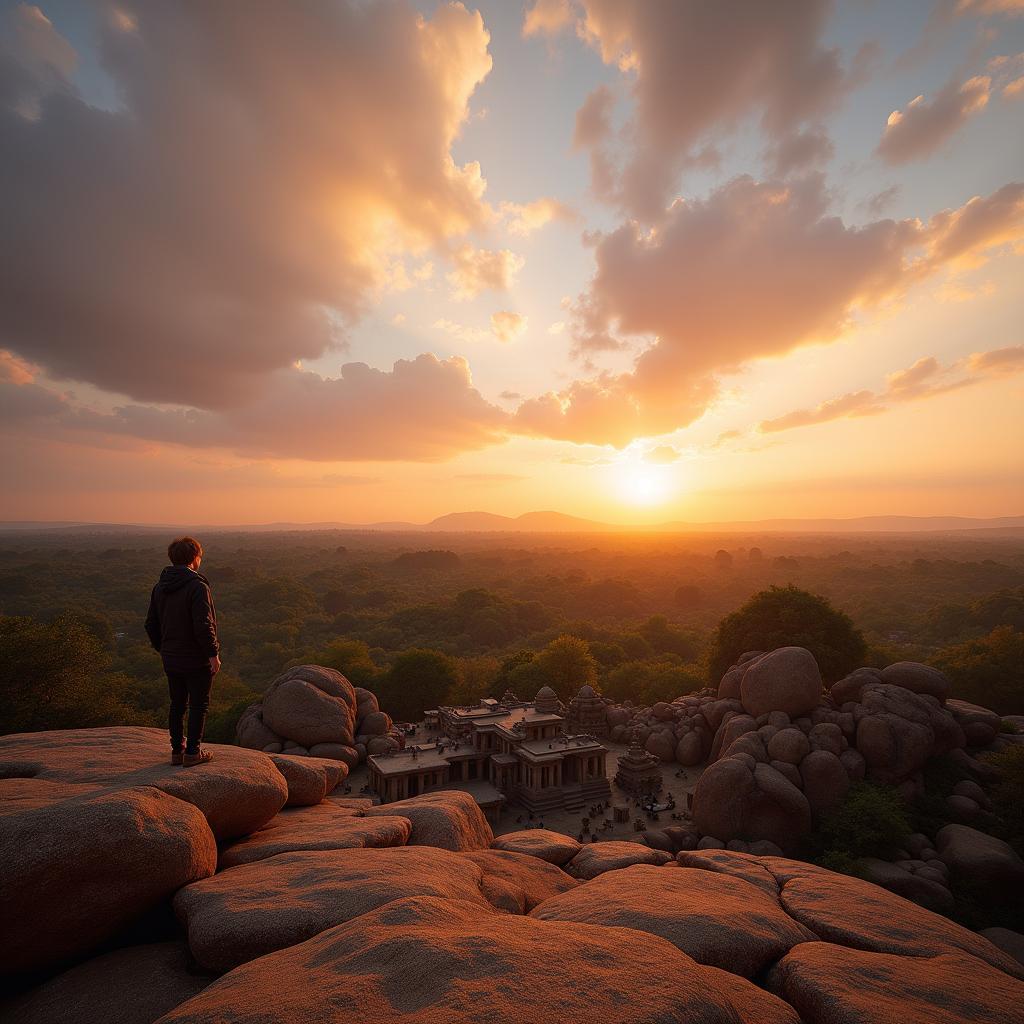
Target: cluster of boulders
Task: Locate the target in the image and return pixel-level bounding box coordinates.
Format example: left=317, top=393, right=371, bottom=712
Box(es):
left=235, top=665, right=401, bottom=767
left=2, top=725, right=1023, bottom=1024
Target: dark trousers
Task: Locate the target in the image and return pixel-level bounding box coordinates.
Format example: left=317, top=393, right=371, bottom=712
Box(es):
left=167, top=666, right=214, bottom=753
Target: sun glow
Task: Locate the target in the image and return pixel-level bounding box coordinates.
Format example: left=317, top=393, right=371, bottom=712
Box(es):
left=613, top=458, right=675, bottom=506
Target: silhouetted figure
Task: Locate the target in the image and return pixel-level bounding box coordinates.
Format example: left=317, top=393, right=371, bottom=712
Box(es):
left=146, top=536, right=220, bottom=767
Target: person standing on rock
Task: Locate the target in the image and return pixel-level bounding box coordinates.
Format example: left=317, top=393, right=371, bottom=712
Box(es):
left=145, top=536, right=221, bottom=767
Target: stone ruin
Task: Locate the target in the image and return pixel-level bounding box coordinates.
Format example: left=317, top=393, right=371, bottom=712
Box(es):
left=234, top=664, right=402, bottom=768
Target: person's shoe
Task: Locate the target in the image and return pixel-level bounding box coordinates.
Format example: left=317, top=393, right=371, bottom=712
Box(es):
left=183, top=748, right=213, bottom=767
left=171, top=750, right=184, bottom=766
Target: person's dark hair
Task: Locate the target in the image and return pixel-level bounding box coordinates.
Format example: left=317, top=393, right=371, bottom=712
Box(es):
left=168, top=536, right=203, bottom=566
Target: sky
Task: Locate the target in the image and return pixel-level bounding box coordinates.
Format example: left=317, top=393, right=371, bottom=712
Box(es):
left=0, top=0, right=1022, bottom=526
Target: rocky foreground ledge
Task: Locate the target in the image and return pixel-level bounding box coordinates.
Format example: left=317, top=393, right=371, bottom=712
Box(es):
left=2, top=727, right=1023, bottom=1024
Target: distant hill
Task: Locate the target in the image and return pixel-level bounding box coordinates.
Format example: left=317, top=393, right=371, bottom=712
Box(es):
left=2, top=513, right=1022, bottom=535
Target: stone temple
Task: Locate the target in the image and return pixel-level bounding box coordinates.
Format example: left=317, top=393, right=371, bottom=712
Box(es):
left=368, top=686, right=611, bottom=816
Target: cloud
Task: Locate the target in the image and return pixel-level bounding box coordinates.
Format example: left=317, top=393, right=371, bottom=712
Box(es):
left=968, top=344, right=1024, bottom=372
left=433, top=318, right=490, bottom=344
left=0, top=349, right=37, bottom=385
left=0, top=4, right=76, bottom=118
left=452, top=473, right=527, bottom=482
left=522, top=0, right=574, bottom=37
left=955, top=0, right=1024, bottom=17
left=863, top=185, right=902, bottom=217
left=5, top=355, right=510, bottom=462
left=644, top=445, right=680, bottom=464
left=447, top=244, right=525, bottom=299
left=0, top=1, right=493, bottom=409
left=490, top=311, right=528, bottom=343
left=500, top=197, right=577, bottom=236
left=568, top=0, right=852, bottom=219
left=877, top=75, right=991, bottom=164
left=764, top=125, right=834, bottom=177
left=522, top=176, right=1024, bottom=446
left=759, top=346, right=1024, bottom=433
left=760, top=389, right=885, bottom=432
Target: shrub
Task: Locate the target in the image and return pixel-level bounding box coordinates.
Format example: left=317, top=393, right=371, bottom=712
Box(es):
left=815, top=782, right=912, bottom=862
left=931, top=626, right=1024, bottom=715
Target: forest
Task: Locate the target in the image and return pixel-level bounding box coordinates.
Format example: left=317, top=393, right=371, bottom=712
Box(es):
left=1, top=526, right=1022, bottom=740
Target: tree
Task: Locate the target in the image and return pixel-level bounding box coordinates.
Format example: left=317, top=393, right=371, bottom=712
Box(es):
left=714, top=549, right=733, bottom=569
left=674, top=584, right=703, bottom=610
left=534, top=634, right=598, bottom=701
left=380, top=648, right=458, bottom=722
left=449, top=655, right=500, bottom=706
left=0, top=614, right=137, bottom=734
left=932, top=626, right=1024, bottom=714
left=707, top=585, right=866, bottom=685
left=314, top=638, right=380, bottom=689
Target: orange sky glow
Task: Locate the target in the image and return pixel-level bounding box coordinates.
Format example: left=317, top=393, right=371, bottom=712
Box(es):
left=0, top=0, right=1021, bottom=526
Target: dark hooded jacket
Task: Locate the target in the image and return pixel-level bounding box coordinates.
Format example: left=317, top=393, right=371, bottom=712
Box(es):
left=145, top=566, right=220, bottom=671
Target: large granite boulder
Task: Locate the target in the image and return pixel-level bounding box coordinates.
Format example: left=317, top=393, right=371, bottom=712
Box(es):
left=155, top=896, right=750, bottom=1024
left=219, top=802, right=412, bottom=868
left=531, top=864, right=814, bottom=977
left=740, top=647, right=823, bottom=719
left=799, top=750, right=849, bottom=815
left=946, top=699, right=1002, bottom=747
left=936, top=824, right=1024, bottom=912
left=2, top=941, right=212, bottom=1024
left=234, top=704, right=281, bottom=751
left=459, top=850, right=578, bottom=912
left=771, top=943, right=1024, bottom=1024
left=880, top=662, right=951, bottom=704
left=175, top=847, right=493, bottom=971
left=1, top=782, right=216, bottom=976
left=363, top=791, right=493, bottom=851
left=268, top=753, right=345, bottom=807
left=693, top=757, right=812, bottom=855
left=261, top=665, right=357, bottom=749
left=0, top=727, right=287, bottom=840
left=491, top=829, right=581, bottom=866
left=853, top=684, right=964, bottom=783
left=564, top=842, right=672, bottom=880
left=830, top=667, right=881, bottom=706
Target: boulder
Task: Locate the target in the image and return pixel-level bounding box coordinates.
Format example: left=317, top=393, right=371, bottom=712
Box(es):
left=1, top=785, right=216, bottom=976
left=219, top=803, right=412, bottom=868
left=644, top=730, right=677, bottom=762
left=858, top=858, right=954, bottom=914
left=740, top=647, right=823, bottom=719
left=701, top=965, right=801, bottom=1024
left=269, top=753, right=345, bottom=807
left=2, top=941, right=211, bottom=1024
left=175, top=847, right=493, bottom=971
left=675, top=848, right=781, bottom=897
left=981, top=928, right=1024, bottom=967
left=807, top=722, right=843, bottom=756
left=854, top=684, right=964, bottom=784
left=676, top=731, right=704, bottom=765
left=359, top=711, right=392, bottom=737
left=261, top=666, right=356, bottom=748
left=491, top=829, right=581, bottom=866
left=710, top=713, right=756, bottom=762
left=771, top=943, right=1024, bottom=1024
left=693, top=756, right=812, bottom=855
left=156, top=896, right=746, bottom=1024
left=363, top=790, right=493, bottom=851
left=717, top=665, right=745, bottom=700
left=309, top=743, right=360, bottom=767
left=880, top=662, right=951, bottom=703
left=947, top=699, right=1002, bottom=747
left=776, top=861, right=1022, bottom=977
left=564, top=842, right=673, bottom=880
left=830, top=667, right=881, bottom=706
left=531, top=864, right=813, bottom=977
left=838, top=748, right=866, bottom=782
left=460, top=849, right=578, bottom=912
left=936, top=824, right=1024, bottom=911
left=234, top=704, right=280, bottom=751
left=766, top=727, right=810, bottom=765
left=799, top=750, right=849, bottom=815
left=0, top=727, right=287, bottom=840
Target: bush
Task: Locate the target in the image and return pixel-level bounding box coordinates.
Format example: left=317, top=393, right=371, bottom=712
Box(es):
left=815, top=782, right=912, bottom=862
left=985, top=745, right=1024, bottom=853
left=707, top=585, right=866, bottom=685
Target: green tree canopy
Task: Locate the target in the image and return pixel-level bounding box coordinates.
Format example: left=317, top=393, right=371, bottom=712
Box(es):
left=380, top=648, right=458, bottom=722
left=707, top=585, right=866, bottom=685
left=534, top=634, right=598, bottom=701
left=932, top=625, right=1024, bottom=714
